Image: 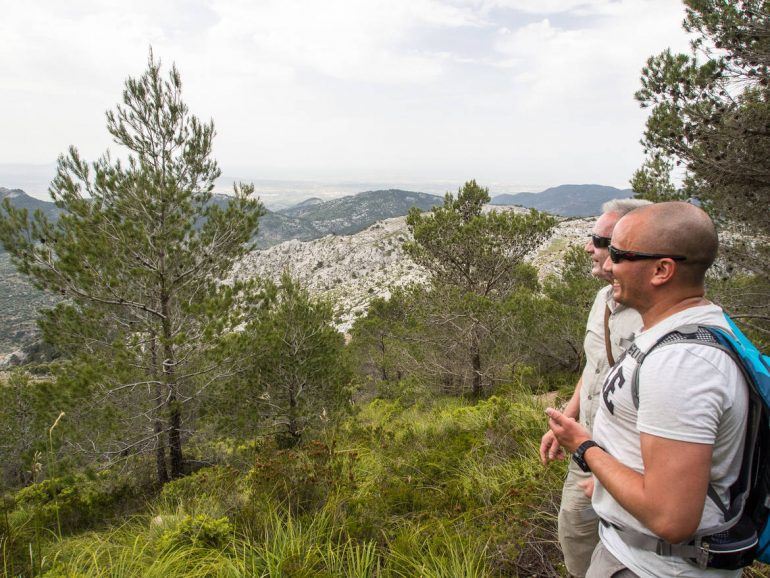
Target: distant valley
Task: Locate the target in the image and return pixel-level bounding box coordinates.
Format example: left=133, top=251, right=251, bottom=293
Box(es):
left=0, top=183, right=631, bottom=359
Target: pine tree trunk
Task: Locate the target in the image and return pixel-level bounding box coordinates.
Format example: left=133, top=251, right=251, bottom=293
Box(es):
left=471, top=328, right=483, bottom=399
left=379, top=335, right=388, bottom=381
left=161, top=300, right=183, bottom=479
left=167, top=388, right=183, bottom=478
left=287, top=383, right=300, bottom=446
left=150, top=335, right=169, bottom=484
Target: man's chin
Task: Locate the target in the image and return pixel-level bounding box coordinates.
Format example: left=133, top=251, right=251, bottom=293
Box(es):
left=594, top=272, right=614, bottom=283
left=611, top=282, right=623, bottom=302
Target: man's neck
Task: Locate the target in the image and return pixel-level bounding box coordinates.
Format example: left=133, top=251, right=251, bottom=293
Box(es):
left=640, top=294, right=710, bottom=331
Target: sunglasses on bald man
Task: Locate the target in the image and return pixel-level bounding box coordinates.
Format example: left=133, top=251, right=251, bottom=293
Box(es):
left=608, top=245, right=688, bottom=264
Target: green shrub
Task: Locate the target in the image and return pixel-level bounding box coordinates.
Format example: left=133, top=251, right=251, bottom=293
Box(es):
left=13, top=472, right=138, bottom=533
left=160, top=466, right=241, bottom=513
left=157, top=514, right=233, bottom=552
left=244, top=440, right=345, bottom=514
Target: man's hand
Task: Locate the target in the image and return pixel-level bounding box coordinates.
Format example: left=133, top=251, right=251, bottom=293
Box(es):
left=546, top=407, right=591, bottom=454
left=539, top=429, right=565, bottom=465
left=578, top=477, right=594, bottom=499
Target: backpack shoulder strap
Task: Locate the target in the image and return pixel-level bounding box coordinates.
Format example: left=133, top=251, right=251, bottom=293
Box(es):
left=630, top=324, right=727, bottom=410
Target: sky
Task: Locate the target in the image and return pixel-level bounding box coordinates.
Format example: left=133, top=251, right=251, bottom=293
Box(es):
left=0, top=0, right=692, bottom=202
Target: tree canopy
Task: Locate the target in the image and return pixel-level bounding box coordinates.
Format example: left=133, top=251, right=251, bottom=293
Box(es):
left=0, top=52, right=265, bottom=482
left=403, top=180, right=555, bottom=397
left=634, top=0, right=769, bottom=334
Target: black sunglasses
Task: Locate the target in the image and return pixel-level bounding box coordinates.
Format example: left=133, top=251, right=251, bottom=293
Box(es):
left=609, top=245, right=688, bottom=264
left=589, top=233, right=612, bottom=248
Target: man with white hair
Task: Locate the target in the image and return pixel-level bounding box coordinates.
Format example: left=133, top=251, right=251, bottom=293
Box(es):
left=540, top=198, right=650, bottom=577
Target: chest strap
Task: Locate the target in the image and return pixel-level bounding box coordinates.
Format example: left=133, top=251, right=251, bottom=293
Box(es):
left=599, top=518, right=710, bottom=568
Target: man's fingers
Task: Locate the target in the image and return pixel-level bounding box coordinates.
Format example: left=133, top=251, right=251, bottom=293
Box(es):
left=545, top=407, right=562, bottom=424
left=549, top=444, right=563, bottom=460
left=540, top=431, right=557, bottom=465
left=539, top=434, right=549, bottom=464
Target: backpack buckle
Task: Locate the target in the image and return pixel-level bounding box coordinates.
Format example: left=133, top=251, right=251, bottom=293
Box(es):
left=696, top=543, right=710, bottom=569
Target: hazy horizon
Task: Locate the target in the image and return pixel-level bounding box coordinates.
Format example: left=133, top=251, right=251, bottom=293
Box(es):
left=2, top=1, right=691, bottom=200
left=0, top=162, right=633, bottom=209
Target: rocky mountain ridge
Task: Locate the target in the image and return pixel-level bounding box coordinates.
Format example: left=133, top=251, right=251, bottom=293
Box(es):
left=231, top=209, right=596, bottom=332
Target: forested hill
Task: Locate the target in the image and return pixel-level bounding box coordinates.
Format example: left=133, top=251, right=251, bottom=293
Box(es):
left=274, top=188, right=442, bottom=235
left=256, top=189, right=444, bottom=247
left=490, top=184, right=633, bottom=216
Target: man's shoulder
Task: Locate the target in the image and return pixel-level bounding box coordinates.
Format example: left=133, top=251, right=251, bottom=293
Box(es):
left=637, top=304, right=727, bottom=347
left=635, top=306, right=745, bottom=389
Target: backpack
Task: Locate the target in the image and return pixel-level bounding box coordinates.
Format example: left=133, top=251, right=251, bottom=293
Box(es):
left=612, top=312, right=770, bottom=570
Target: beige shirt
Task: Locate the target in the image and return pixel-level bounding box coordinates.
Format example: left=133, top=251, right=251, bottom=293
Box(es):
left=578, top=284, right=642, bottom=434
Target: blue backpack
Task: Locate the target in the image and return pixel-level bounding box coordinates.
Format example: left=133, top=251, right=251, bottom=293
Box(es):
left=615, top=313, right=770, bottom=570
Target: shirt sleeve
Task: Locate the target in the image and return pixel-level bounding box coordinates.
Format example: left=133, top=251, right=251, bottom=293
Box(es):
left=636, top=344, right=734, bottom=444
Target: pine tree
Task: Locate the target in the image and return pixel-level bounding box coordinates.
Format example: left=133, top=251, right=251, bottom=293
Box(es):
left=404, top=180, right=555, bottom=398
left=221, top=274, right=351, bottom=447
left=0, top=52, right=264, bottom=482
left=634, top=0, right=769, bottom=333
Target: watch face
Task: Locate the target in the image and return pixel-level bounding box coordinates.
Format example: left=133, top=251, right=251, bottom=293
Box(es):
left=572, top=451, right=590, bottom=473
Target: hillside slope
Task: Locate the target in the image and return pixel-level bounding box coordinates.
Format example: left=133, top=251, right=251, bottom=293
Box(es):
left=232, top=210, right=596, bottom=331
left=277, top=189, right=443, bottom=235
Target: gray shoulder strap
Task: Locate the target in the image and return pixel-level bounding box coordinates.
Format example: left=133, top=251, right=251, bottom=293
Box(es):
left=630, top=325, right=725, bottom=410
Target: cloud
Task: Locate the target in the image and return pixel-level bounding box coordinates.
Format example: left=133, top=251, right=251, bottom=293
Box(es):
left=0, top=0, right=693, bottom=191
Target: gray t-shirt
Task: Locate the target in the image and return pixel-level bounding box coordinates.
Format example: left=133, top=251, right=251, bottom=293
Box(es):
left=592, top=304, right=748, bottom=578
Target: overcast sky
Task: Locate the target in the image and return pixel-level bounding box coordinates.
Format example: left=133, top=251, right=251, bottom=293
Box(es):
left=1, top=0, right=691, bottom=200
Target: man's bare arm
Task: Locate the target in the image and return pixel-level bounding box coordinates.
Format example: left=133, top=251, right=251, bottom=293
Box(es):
left=547, top=407, right=712, bottom=543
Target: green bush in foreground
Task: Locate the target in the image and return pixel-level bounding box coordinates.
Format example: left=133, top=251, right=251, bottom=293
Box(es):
left=157, top=514, right=234, bottom=552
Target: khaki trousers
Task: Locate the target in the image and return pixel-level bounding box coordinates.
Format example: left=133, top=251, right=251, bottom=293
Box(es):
left=586, top=541, right=639, bottom=578
left=558, top=459, right=600, bottom=578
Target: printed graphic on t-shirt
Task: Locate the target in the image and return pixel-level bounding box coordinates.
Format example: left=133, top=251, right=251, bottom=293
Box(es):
left=602, top=363, right=625, bottom=416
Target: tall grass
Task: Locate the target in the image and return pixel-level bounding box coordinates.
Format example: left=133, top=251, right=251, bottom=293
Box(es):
left=22, top=390, right=571, bottom=577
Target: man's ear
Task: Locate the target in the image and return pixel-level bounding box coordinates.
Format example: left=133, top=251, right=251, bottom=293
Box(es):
left=650, top=259, right=677, bottom=287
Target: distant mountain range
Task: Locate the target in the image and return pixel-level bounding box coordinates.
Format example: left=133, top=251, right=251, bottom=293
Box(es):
left=490, top=184, right=633, bottom=217
left=264, top=189, right=444, bottom=244
left=1, top=184, right=634, bottom=254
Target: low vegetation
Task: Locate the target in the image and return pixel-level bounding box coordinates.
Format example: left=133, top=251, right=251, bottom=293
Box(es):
left=1, top=391, right=570, bottom=577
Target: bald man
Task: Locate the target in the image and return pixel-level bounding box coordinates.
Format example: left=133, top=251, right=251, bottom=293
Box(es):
left=540, top=198, right=647, bottom=578
left=547, top=202, right=748, bottom=577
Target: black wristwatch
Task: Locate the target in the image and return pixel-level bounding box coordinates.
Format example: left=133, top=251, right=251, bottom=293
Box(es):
left=572, top=440, right=604, bottom=473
